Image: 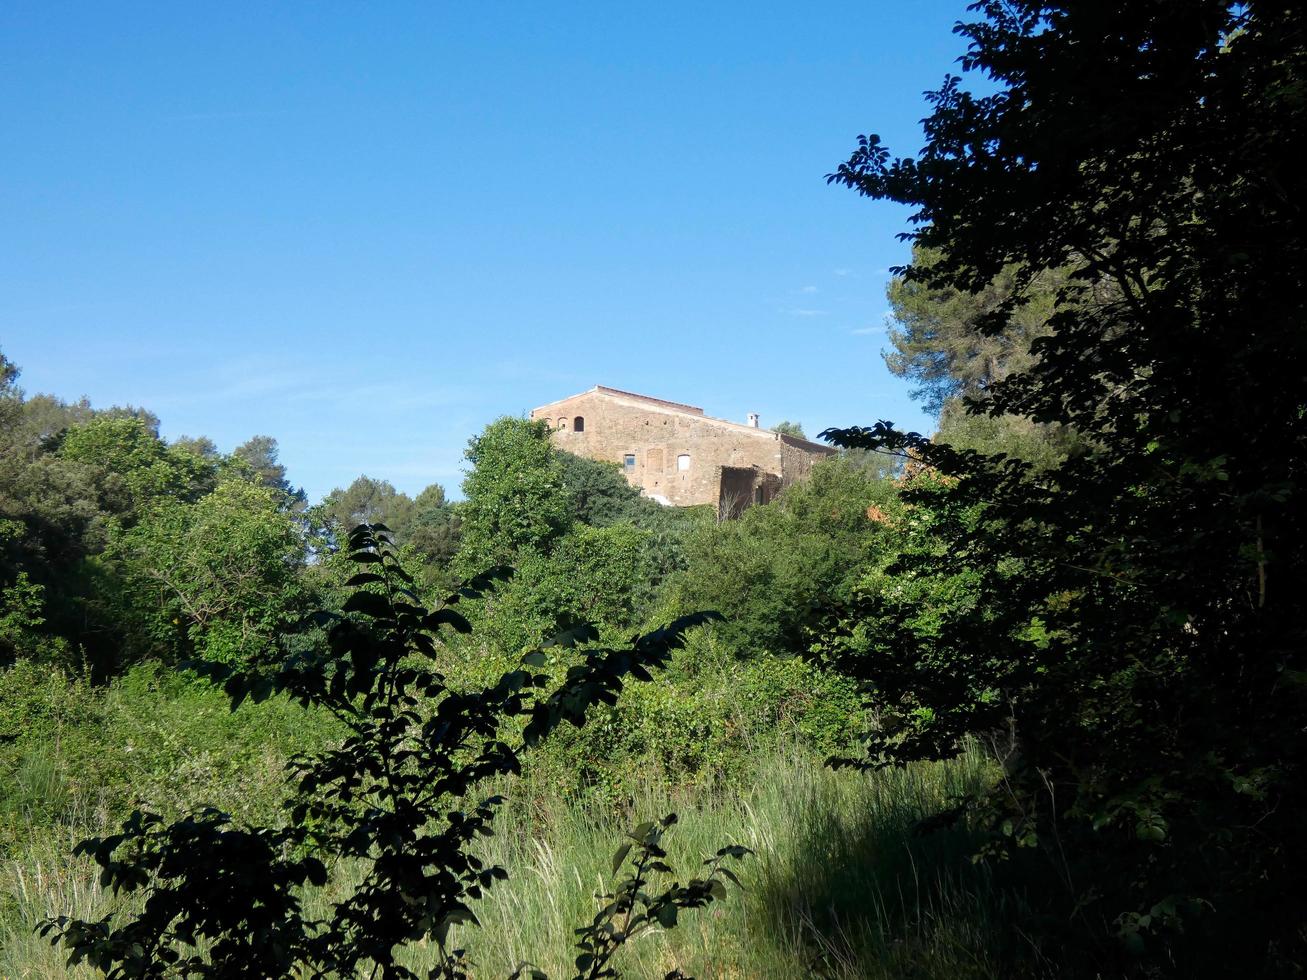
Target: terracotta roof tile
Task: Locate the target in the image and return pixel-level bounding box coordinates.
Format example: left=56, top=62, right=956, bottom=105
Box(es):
left=592, top=385, right=705, bottom=415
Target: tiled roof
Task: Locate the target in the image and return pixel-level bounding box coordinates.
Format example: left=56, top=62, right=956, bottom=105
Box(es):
left=533, top=387, right=834, bottom=453
left=591, top=386, right=705, bottom=415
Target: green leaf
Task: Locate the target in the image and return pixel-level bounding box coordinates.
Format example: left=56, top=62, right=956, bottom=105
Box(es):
left=343, top=591, right=392, bottom=618
left=1136, top=820, right=1167, bottom=842
left=543, top=622, right=600, bottom=648
left=425, top=608, right=472, bottom=634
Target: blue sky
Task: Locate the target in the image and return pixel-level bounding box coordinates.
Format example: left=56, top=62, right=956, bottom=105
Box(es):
left=2, top=1, right=972, bottom=500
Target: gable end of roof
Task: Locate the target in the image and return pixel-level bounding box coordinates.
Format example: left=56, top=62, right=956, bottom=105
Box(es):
left=592, top=386, right=705, bottom=415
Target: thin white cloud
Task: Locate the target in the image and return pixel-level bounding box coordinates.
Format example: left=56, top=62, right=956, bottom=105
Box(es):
left=850, top=325, right=886, bottom=335
left=784, top=308, right=828, bottom=318
left=799, top=285, right=819, bottom=294
left=155, top=357, right=479, bottom=415
left=165, top=110, right=287, bottom=122
left=832, top=268, right=851, bottom=277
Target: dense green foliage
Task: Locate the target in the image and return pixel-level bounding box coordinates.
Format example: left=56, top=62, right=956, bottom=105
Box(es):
left=0, top=659, right=345, bottom=852
left=440, top=416, right=870, bottom=805
left=884, top=246, right=1081, bottom=466
left=657, top=457, right=897, bottom=659
left=230, top=435, right=306, bottom=508
left=824, top=0, right=1306, bottom=972
left=316, top=476, right=459, bottom=572
left=0, top=369, right=249, bottom=676
left=884, top=247, right=1060, bottom=417
left=107, top=479, right=309, bottom=667
left=42, top=526, right=743, bottom=979
left=453, top=419, right=702, bottom=652
left=456, top=419, right=572, bottom=572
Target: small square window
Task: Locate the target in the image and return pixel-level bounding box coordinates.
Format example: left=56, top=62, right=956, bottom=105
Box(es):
left=624, top=454, right=636, bottom=471
left=677, top=454, right=690, bottom=471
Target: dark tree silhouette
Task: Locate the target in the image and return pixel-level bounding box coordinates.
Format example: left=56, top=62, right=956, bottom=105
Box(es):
left=818, top=1, right=1307, bottom=973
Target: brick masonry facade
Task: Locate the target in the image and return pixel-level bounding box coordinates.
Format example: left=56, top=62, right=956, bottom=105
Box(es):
left=530, top=386, right=836, bottom=513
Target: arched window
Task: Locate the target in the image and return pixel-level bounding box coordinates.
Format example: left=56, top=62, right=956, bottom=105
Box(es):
left=573, top=416, right=585, bottom=432
left=677, top=454, right=690, bottom=471
left=557, top=417, right=567, bottom=431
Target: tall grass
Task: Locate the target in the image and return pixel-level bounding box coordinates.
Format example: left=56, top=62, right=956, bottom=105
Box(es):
left=3, top=746, right=1008, bottom=978
left=446, top=744, right=1009, bottom=979
left=1, top=797, right=116, bottom=979
left=0, top=661, right=335, bottom=978
left=2, top=660, right=1019, bottom=978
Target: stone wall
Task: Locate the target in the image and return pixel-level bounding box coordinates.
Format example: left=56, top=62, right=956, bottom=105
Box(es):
left=779, top=434, right=827, bottom=485
left=530, top=388, right=835, bottom=510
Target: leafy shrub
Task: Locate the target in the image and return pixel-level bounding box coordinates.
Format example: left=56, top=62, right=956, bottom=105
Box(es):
left=106, top=479, right=310, bottom=667
left=0, top=572, right=72, bottom=665
left=656, top=457, right=900, bottom=659
left=474, top=523, right=654, bottom=654
left=0, top=659, right=343, bottom=852
left=457, top=418, right=572, bottom=572
left=516, top=631, right=866, bottom=806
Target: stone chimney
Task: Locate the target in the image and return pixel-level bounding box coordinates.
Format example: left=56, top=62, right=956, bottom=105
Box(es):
left=747, top=412, right=760, bottom=428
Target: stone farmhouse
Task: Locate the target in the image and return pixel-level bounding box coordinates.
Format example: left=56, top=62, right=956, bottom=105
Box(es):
left=530, top=386, right=837, bottom=515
